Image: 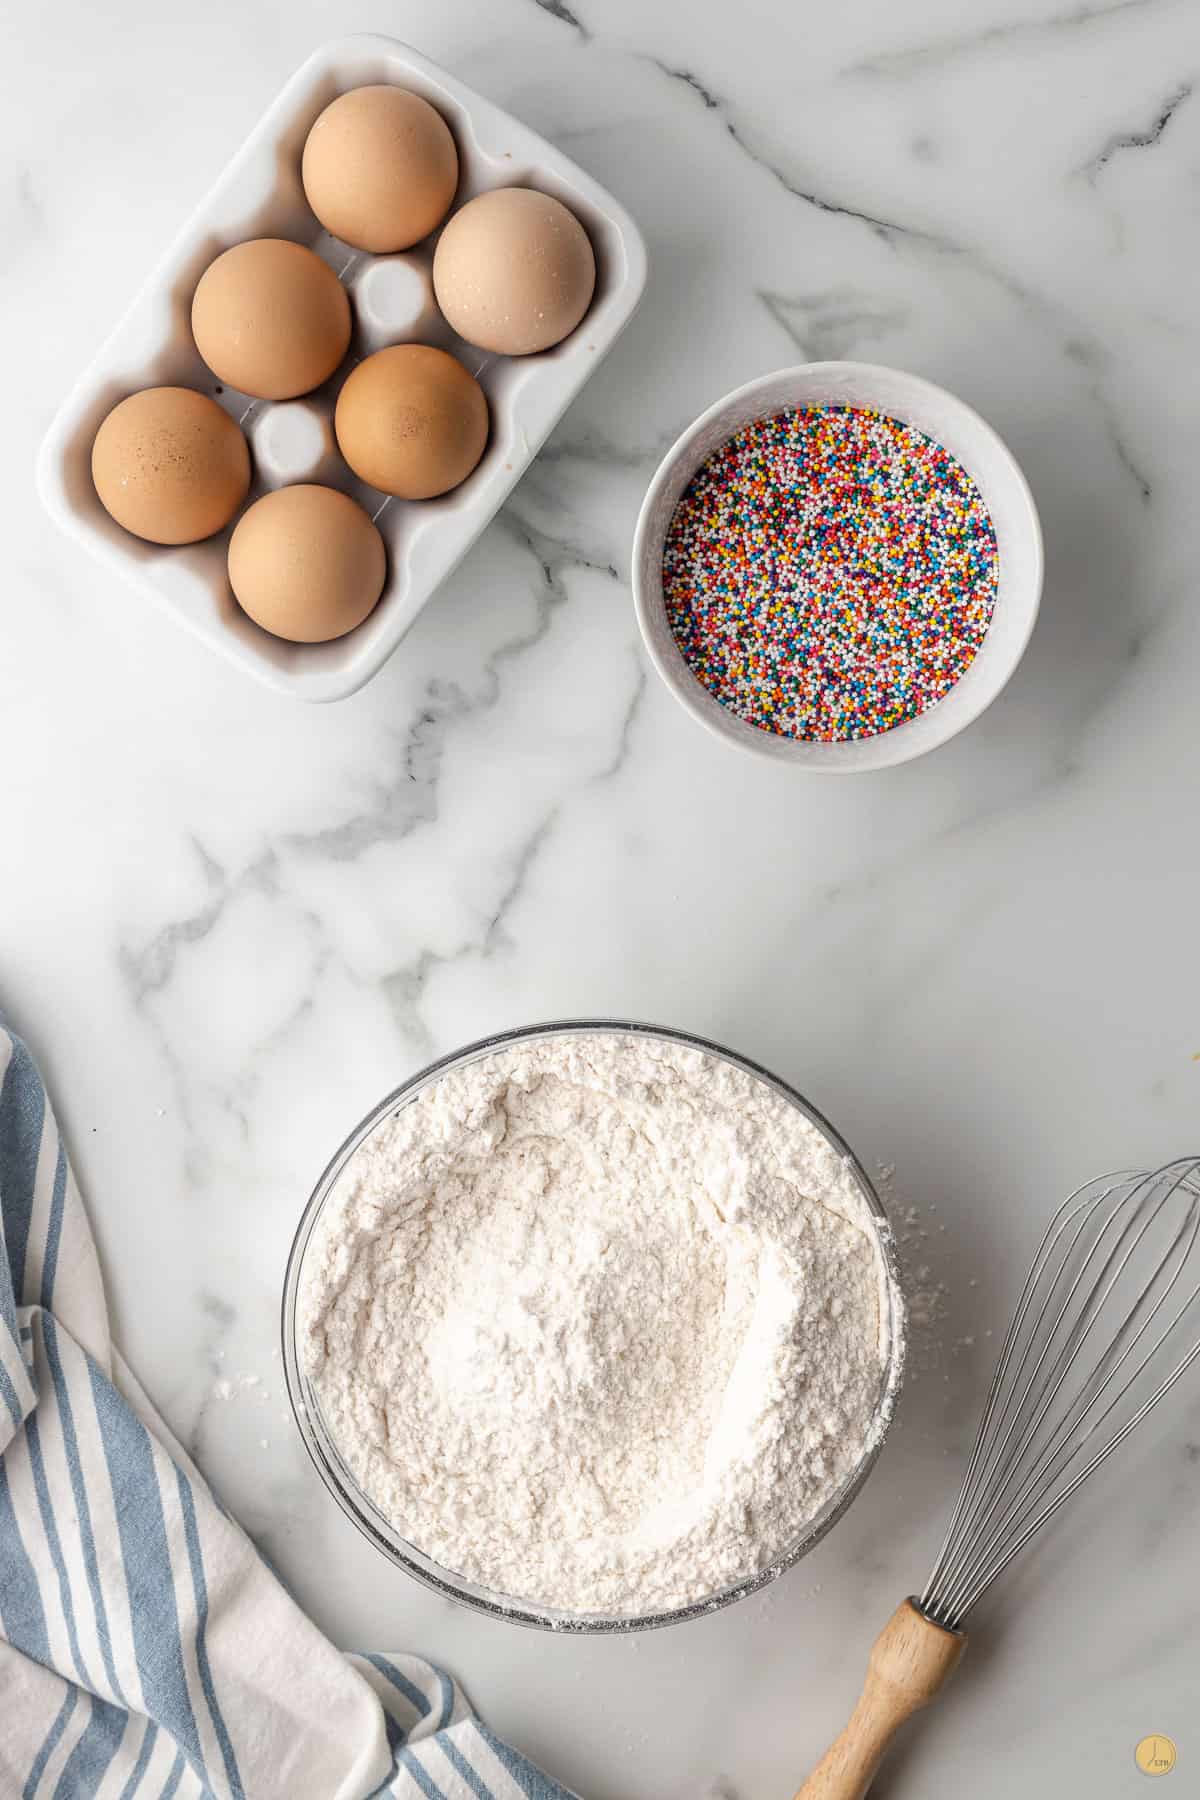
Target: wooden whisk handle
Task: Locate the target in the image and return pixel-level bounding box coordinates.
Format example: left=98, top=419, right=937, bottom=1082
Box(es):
left=793, top=1599, right=966, bottom=1800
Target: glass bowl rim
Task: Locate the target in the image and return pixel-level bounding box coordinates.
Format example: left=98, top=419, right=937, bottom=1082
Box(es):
left=281, top=1017, right=907, bottom=1633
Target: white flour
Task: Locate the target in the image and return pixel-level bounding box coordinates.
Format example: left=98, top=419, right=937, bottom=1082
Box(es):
left=299, top=1032, right=892, bottom=1614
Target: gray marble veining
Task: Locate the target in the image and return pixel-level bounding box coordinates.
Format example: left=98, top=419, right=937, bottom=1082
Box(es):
left=4, top=1, right=1200, bottom=1794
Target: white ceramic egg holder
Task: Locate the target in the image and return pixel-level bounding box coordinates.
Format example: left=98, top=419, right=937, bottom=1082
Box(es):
left=37, top=35, right=648, bottom=701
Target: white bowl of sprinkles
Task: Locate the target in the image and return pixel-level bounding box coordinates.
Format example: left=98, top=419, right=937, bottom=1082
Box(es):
left=632, top=361, right=1043, bottom=772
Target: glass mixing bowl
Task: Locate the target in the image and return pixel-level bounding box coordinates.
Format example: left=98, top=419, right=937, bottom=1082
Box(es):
left=281, top=1019, right=906, bottom=1632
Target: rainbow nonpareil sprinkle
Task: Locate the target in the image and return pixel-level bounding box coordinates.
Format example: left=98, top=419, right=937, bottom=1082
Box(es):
left=662, top=406, right=1000, bottom=741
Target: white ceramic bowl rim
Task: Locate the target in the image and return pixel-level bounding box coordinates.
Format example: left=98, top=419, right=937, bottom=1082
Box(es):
left=632, top=360, right=1044, bottom=772
left=281, top=1017, right=907, bottom=1633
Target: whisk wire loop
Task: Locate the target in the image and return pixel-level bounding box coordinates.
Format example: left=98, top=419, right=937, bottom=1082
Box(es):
left=917, top=1178, right=1105, bottom=1602
left=934, top=1167, right=1197, bottom=1622
left=920, top=1158, right=1200, bottom=1631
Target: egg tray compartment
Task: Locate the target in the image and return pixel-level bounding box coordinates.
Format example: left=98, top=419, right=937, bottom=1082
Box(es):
left=37, top=34, right=648, bottom=701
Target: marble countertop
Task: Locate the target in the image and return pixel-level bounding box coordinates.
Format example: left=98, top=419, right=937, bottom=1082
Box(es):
left=5, top=1, right=1200, bottom=1794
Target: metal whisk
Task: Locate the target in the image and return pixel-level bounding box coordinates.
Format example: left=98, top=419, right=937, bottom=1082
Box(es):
left=795, top=1157, right=1200, bottom=1800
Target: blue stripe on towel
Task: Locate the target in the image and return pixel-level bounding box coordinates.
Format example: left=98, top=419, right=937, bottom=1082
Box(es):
left=39, top=1143, right=68, bottom=1311
left=87, top=1363, right=204, bottom=1776
left=116, top=1719, right=159, bottom=1800
left=0, top=1353, right=23, bottom=1428
left=0, top=1460, right=50, bottom=1656
left=477, top=1725, right=562, bottom=1799
left=441, top=1739, right=495, bottom=1800
left=159, top=1749, right=186, bottom=1800
left=0, top=1223, right=18, bottom=1339
left=0, top=1036, right=45, bottom=1305
left=365, top=1654, right=433, bottom=1719
left=434, top=1668, right=454, bottom=1731
left=175, top=1467, right=244, bottom=1799
left=399, top=1747, right=446, bottom=1799
left=42, top=1316, right=127, bottom=1706
left=23, top=1686, right=76, bottom=1800
left=25, top=1409, right=94, bottom=1689
left=52, top=1691, right=128, bottom=1799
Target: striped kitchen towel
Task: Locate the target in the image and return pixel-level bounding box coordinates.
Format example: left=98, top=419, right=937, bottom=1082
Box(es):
left=0, top=1026, right=572, bottom=1800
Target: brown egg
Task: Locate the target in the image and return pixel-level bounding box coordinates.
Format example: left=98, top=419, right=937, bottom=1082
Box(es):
left=334, top=345, right=488, bottom=500
left=302, top=86, right=458, bottom=253
left=432, top=187, right=596, bottom=356
left=228, top=485, right=386, bottom=643
left=91, top=386, right=250, bottom=545
left=191, top=239, right=351, bottom=400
